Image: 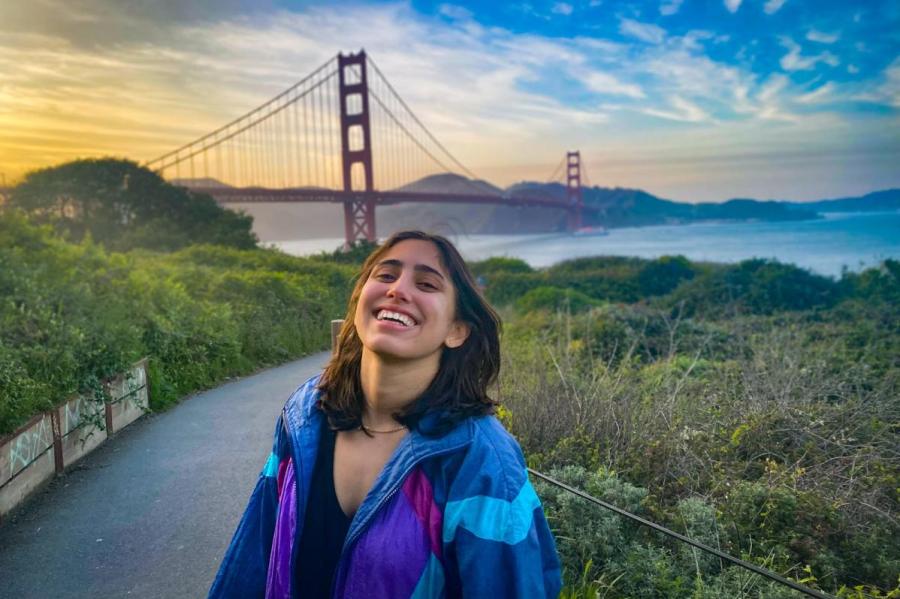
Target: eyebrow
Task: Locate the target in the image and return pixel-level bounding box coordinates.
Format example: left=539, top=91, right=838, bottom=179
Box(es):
left=376, top=258, right=446, bottom=280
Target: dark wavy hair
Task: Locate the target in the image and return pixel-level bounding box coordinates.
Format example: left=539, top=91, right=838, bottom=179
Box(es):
left=317, top=231, right=501, bottom=436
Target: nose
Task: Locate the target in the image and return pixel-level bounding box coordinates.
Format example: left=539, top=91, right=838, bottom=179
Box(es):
left=386, top=272, right=412, bottom=301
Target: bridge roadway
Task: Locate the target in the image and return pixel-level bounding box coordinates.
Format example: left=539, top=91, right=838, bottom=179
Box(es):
left=198, top=186, right=585, bottom=211
left=0, top=352, right=330, bottom=598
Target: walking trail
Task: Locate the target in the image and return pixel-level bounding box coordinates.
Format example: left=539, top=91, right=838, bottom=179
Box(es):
left=0, top=352, right=329, bottom=598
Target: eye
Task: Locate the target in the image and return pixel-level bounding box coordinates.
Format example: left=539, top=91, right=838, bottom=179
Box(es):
left=418, top=280, right=439, bottom=291
left=373, top=271, right=395, bottom=282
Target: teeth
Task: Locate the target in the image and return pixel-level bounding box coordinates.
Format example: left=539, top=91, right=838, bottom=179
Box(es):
left=377, top=310, right=415, bottom=327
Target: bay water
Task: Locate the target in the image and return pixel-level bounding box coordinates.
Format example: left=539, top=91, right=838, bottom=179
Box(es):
left=273, top=211, right=899, bottom=278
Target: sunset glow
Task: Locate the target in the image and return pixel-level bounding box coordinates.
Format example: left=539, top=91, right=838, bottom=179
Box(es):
left=0, top=0, right=897, bottom=201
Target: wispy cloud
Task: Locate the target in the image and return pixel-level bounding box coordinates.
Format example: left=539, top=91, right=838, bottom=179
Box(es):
left=796, top=82, right=835, bottom=104
left=779, top=37, right=839, bottom=71
left=581, top=70, right=645, bottom=98
left=723, top=0, right=742, bottom=14
left=763, top=0, right=787, bottom=15
left=438, top=4, right=473, bottom=20
left=806, top=29, right=839, bottom=44
left=642, top=95, right=711, bottom=122
left=852, top=57, right=900, bottom=108
left=619, top=18, right=665, bottom=44
left=659, top=0, right=684, bottom=16
left=552, top=3, right=574, bottom=16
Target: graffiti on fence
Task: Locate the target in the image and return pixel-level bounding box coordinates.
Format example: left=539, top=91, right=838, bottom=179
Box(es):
left=8, top=417, right=53, bottom=476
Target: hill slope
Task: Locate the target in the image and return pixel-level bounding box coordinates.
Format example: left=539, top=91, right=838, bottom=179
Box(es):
left=221, top=174, right=892, bottom=240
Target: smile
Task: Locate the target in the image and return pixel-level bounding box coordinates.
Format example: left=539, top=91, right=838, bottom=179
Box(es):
left=375, top=309, right=417, bottom=327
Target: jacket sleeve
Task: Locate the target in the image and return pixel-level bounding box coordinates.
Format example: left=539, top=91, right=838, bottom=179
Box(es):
left=207, top=415, right=290, bottom=599
left=442, top=423, right=562, bottom=598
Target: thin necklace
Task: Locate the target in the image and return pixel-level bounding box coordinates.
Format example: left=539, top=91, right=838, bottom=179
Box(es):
left=359, top=422, right=408, bottom=434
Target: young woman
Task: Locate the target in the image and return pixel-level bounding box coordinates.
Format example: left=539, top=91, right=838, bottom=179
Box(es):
left=208, top=231, right=561, bottom=599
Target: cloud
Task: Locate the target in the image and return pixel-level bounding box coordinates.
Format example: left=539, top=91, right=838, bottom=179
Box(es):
left=642, top=96, right=710, bottom=122
left=582, top=70, right=645, bottom=98
left=779, top=37, right=839, bottom=71
left=852, top=57, right=900, bottom=108
left=551, top=3, right=573, bottom=16
left=847, top=64, right=859, bottom=74
left=763, top=0, right=787, bottom=15
left=619, top=18, right=666, bottom=44
left=723, top=0, right=742, bottom=14
left=2, top=0, right=897, bottom=198
left=796, top=82, right=835, bottom=104
left=659, top=0, right=684, bottom=16
left=806, top=29, right=839, bottom=44
left=438, top=4, right=473, bottom=20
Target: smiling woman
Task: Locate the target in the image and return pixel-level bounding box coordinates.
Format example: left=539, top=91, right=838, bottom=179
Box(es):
left=208, top=231, right=562, bottom=599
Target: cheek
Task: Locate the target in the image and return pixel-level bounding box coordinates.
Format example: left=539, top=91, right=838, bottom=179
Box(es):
left=354, top=284, right=376, bottom=323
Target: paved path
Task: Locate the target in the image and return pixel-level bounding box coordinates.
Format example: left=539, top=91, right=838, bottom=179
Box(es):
left=0, top=352, right=329, bottom=598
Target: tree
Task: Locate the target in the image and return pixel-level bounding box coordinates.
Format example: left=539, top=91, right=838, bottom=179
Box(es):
left=8, top=158, right=257, bottom=251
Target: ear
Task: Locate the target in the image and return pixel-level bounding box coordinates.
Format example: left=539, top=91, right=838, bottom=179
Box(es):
left=444, top=320, right=471, bottom=349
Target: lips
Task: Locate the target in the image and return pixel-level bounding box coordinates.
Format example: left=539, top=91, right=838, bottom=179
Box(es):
left=374, top=307, right=418, bottom=327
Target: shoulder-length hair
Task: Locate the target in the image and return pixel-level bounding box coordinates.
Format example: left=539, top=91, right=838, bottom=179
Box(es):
left=318, top=230, right=501, bottom=435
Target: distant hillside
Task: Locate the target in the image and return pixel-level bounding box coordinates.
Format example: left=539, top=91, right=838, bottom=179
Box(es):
left=379, top=174, right=567, bottom=235
left=170, top=177, right=232, bottom=189
left=196, top=173, right=892, bottom=240
left=392, top=173, right=502, bottom=195
left=509, top=182, right=816, bottom=229
left=783, top=189, right=900, bottom=213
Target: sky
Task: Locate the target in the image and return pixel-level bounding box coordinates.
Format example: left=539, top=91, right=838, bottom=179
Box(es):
left=0, top=0, right=898, bottom=202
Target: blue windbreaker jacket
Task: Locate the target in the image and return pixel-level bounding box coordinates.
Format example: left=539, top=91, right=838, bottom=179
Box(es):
left=208, top=375, right=561, bottom=598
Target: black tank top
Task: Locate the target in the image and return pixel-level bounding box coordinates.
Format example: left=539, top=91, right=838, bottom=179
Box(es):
left=295, top=419, right=352, bottom=597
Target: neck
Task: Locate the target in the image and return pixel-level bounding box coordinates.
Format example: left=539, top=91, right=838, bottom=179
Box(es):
left=359, top=348, right=440, bottom=428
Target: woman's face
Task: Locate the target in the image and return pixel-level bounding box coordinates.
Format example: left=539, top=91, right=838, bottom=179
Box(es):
left=354, top=239, right=470, bottom=363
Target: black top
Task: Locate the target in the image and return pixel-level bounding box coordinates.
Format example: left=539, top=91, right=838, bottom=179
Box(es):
left=295, top=419, right=352, bottom=597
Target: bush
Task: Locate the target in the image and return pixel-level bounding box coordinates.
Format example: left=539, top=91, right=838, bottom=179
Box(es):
left=515, top=286, right=599, bottom=314
left=661, top=258, right=839, bottom=317
left=7, top=158, right=257, bottom=252
left=0, top=211, right=354, bottom=432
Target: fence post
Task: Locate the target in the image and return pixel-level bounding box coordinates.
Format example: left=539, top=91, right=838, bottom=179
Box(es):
left=331, top=319, right=344, bottom=353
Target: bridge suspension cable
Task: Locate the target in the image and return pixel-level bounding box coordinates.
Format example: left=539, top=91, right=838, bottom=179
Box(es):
left=145, top=56, right=342, bottom=190
left=547, top=154, right=567, bottom=184
left=366, top=58, right=489, bottom=187
left=143, top=49, right=584, bottom=245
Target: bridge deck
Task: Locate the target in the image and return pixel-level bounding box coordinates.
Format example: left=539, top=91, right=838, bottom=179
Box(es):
left=188, top=186, right=586, bottom=212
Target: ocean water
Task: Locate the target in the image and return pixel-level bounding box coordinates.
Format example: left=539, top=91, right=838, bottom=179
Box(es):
left=272, top=211, right=900, bottom=278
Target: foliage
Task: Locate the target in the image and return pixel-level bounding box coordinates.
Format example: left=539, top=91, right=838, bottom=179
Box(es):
left=6, top=158, right=257, bottom=252
left=659, top=258, right=840, bottom=317
left=0, top=210, right=354, bottom=432
left=468, top=255, right=533, bottom=276
left=483, top=254, right=900, bottom=595
left=637, top=255, right=698, bottom=297
left=515, top=286, right=599, bottom=314
left=311, top=239, right=380, bottom=265
left=3, top=198, right=897, bottom=596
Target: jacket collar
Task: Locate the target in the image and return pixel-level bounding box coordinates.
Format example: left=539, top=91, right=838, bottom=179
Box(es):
left=284, top=377, right=475, bottom=553
left=283, top=376, right=475, bottom=463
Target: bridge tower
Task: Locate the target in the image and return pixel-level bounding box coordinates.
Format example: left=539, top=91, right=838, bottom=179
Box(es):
left=566, top=150, right=583, bottom=230
left=338, top=50, right=376, bottom=247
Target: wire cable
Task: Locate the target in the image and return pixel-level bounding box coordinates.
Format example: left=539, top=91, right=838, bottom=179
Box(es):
left=367, top=57, right=488, bottom=185
left=528, top=468, right=835, bottom=599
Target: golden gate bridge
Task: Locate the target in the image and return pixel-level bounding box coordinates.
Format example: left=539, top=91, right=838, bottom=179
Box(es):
left=141, top=50, right=590, bottom=247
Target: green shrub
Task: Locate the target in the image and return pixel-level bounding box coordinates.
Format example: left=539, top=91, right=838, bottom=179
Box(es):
left=0, top=211, right=354, bottom=432
left=515, top=286, right=599, bottom=314
left=662, top=258, right=839, bottom=316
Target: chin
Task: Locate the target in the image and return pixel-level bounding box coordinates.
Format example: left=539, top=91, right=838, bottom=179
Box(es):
left=364, top=337, right=441, bottom=363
